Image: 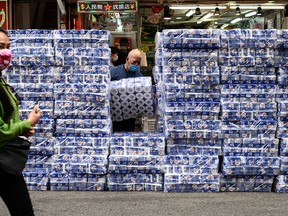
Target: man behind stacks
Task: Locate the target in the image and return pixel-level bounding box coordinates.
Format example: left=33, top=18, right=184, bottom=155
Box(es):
left=114, top=37, right=131, bottom=66
left=110, top=48, right=143, bottom=132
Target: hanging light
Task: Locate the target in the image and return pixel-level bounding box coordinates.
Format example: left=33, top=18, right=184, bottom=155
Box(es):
left=256, top=7, right=263, bottom=16
left=164, top=6, right=171, bottom=20
left=195, top=7, right=201, bottom=15
left=186, top=10, right=194, bottom=17
left=235, top=7, right=241, bottom=15
left=214, top=7, right=220, bottom=16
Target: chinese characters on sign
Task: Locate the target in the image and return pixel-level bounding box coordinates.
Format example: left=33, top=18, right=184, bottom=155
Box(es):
left=77, top=1, right=137, bottom=13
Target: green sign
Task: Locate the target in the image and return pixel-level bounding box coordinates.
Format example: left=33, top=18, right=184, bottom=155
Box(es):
left=77, top=1, right=138, bottom=13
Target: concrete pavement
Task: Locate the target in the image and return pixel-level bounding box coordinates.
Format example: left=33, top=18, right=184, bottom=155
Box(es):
left=1, top=191, right=288, bottom=216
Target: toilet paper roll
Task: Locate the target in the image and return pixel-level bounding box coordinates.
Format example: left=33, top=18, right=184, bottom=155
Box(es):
left=143, top=86, right=151, bottom=93
left=114, top=109, right=122, bottom=115
left=122, top=107, right=130, bottom=114
left=144, top=92, right=152, bottom=100
left=135, top=85, right=143, bottom=93
left=129, top=100, right=137, bottom=107
left=131, top=107, right=138, bottom=113
left=128, top=94, right=136, bottom=101
left=115, top=115, right=123, bottom=122
left=143, top=111, right=154, bottom=117
left=146, top=100, right=153, bottom=106
left=120, top=94, right=128, bottom=101
left=112, top=95, right=120, bottom=102
left=146, top=106, right=154, bottom=112
left=127, top=86, right=134, bottom=94
left=110, top=88, right=118, bottom=95
left=119, top=87, right=126, bottom=94
left=138, top=106, right=146, bottom=113
left=137, top=100, right=145, bottom=106
left=113, top=101, right=122, bottom=109
left=123, top=113, right=131, bottom=120
left=122, top=101, right=129, bottom=108
left=136, top=93, right=144, bottom=100
left=130, top=113, right=138, bottom=118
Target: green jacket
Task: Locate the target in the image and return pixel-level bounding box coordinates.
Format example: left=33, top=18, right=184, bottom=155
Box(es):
left=0, top=78, right=31, bottom=148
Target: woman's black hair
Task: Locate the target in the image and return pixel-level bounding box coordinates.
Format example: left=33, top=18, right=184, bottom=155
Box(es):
left=0, top=27, right=8, bottom=36
left=0, top=27, right=13, bottom=123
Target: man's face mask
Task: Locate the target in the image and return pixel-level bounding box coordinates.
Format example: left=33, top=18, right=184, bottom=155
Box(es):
left=128, top=63, right=140, bottom=73
left=0, top=49, right=11, bottom=71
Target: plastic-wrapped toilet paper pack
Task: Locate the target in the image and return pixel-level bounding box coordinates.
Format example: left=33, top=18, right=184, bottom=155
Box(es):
left=68, top=173, right=106, bottom=191
left=164, top=182, right=219, bottom=192
left=166, top=138, right=222, bottom=156
left=220, top=29, right=276, bottom=49
left=110, top=132, right=165, bottom=156
left=161, top=29, right=220, bottom=49
left=222, top=138, right=279, bottom=157
left=220, top=175, right=274, bottom=192
left=50, top=154, right=108, bottom=175
left=108, top=132, right=165, bottom=174
left=28, top=136, right=55, bottom=157
left=221, top=102, right=277, bottom=122
left=24, top=155, right=52, bottom=173
left=273, top=175, right=288, bottom=192
left=279, top=138, right=288, bottom=156
left=163, top=155, right=219, bottom=174
left=49, top=172, right=69, bottom=191
left=109, top=77, right=154, bottom=121
left=163, top=155, right=219, bottom=192
left=107, top=174, right=163, bottom=191
left=23, top=172, right=49, bottom=191
left=275, top=30, right=288, bottom=49
left=54, top=137, right=109, bottom=156
left=277, top=67, right=288, bottom=85
left=8, top=30, right=53, bottom=66
left=221, top=120, right=277, bottom=139
left=222, top=156, right=280, bottom=176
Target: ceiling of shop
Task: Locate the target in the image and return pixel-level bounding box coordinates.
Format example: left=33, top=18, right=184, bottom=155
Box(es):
left=69, top=0, right=287, bottom=29
left=138, top=0, right=288, bottom=29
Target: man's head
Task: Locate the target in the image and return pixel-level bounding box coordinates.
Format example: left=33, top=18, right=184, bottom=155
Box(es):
left=119, top=37, right=129, bottom=53
left=110, top=46, right=119, bottom=63
left=125, top=49, right=142, bottom=73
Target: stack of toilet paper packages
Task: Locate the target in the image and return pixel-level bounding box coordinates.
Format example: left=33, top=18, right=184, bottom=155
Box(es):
left=108, top=132, right=165, bottom=191
left=53, top=80, right=111, bottom=138
left=6, top=30, right=56, bottom=190
left=109, top=77, right=154, bottom=122
left=53, top=31, right=112, bottom=138
left=163, top=155, right=220, bottom=192
left=154, top=29, right=222, bottom=192
left=50, top=155, right=108, bottom=190
left=153, top=45, right=165, bottom=132
left=166, top=138, right=221, bottom=157
left=53, top=29, right=110, bottom=66
left=220, top=175, right=274, bottom=192
left=8, top=29, right=54, bottom=67
left=49, top=137, right=109, bottom=191
left=219, top=30, right=280, bottom=192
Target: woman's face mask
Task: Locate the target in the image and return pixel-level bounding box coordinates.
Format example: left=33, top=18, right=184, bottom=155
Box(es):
left=0, top=49, right=11, bottom=71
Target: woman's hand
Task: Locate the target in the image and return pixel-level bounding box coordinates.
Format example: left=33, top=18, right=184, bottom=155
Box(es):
left=27, top=105, right=41, bottom=127
left=22, top=128, right=35, bottom=137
